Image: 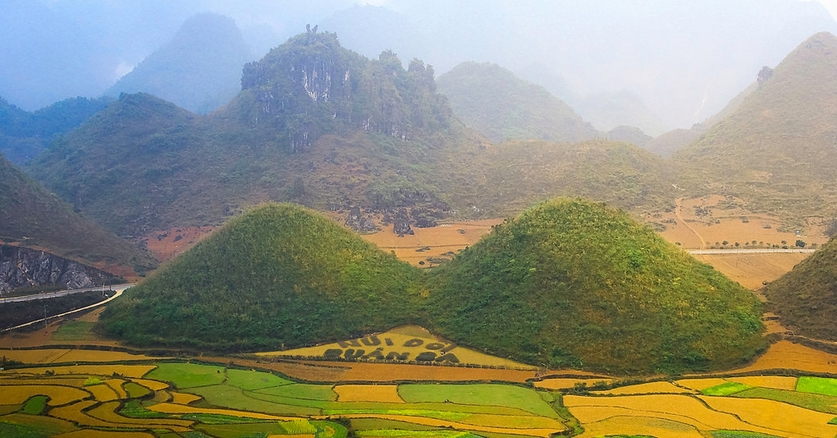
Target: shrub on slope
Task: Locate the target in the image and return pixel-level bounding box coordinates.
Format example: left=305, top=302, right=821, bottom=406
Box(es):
left=99, top=203, right=425, bottom=351
left=427, top=199, right=765, bottom=374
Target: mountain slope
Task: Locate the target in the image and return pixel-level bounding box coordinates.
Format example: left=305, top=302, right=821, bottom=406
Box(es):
left=437, top=62, right=599, bottom=143
left=29, top=32, right=483, bottom=236
left=105, top=13, right=253, bottom=114
left=674, top=32, right=837, bottom=222
left=763, top=237, right=837, bottom=341
left=0, top=151, right=155, bottom=274
left=0, top=96, right=111, bottom=165
left=427, top=199, right=765, bottom=374
left=98, top=203, right=425, bottom=350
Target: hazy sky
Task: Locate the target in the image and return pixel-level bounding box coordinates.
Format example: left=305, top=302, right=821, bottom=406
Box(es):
left=2, top=0, right=836, bottom=130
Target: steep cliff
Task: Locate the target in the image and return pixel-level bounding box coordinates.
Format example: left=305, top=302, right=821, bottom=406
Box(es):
left=0, top=245, right=113, bottom=293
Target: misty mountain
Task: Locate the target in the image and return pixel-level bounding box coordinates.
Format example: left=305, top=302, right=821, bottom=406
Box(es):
left=0, top=95, right=112, bottom=166
left=436, top=62, right=599, bottom=143
left=575, top=90, right=669, bottom=137
left=675, top=32, right=837, bottom=221
left=607, top=126, right=652, bottom=148
left=105, top=13, right=254, bottom=114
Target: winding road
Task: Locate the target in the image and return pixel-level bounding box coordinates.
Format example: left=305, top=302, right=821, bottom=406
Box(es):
left=1, top=285, right=132, bottom=333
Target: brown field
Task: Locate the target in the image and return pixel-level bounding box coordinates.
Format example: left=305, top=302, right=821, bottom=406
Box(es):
left=0, top=384, right=89, bottom=405
left=674, top=378, right=733, bottom=392
left=85, top=382, right=119, bottom=401
left=260, top=326, right=536, bottom=370
left=692, top=252, right=809, bottom=290
left=564, top=394, right=775, bottom=435
left=733, top=340, right=837, bottom=374
left=576, top=416, right=705, bottom=438
left=142, top=226, right=215, bottom=262
left=0, top=376, right=87, bottom=387
left=329, top=413, right=562, bottom=437
left=727, top=376, right=798, bottom=391
left=106, top=378, right=128, bottom=398
left=1, top=364, right=156, bottom=378
left=50, top=399, right=192, bottom=432
left=54, top=431, right=155, bottom=438
left=0, top=348, right=160, bottom=365
left=534, top=378, right=613, bottom=390
left=131, top=378, right=170, bottom=391
left=334, top=384, right=403, bottom=403
left=358, top=219, right=503, bottom=266
left=700, top=396, right=837, bottom=438
left=170, top=391, right=202, bottom=404
left=458, top=413, right=566, bottom=429
left=594, top=381, right=694, bottom=395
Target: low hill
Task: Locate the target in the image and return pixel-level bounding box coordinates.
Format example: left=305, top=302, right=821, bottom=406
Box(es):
left=607, top=125, right=651, bottom=147
left=0, top=152, right=156, bottom=275
left=436, top=62, right=599, bottom=143
left=454, top=140, right=677, bottom=218
left=763, top=237, right=837, bottom=341
left=104, top=13, right=253, bottom=114
left=427, top=199, right=765, bottom=374
left=98, top=203, right=425, bottom=351
left=0, top=96, right=112, bottom=165
left=674, top=32, right=837, bottom=225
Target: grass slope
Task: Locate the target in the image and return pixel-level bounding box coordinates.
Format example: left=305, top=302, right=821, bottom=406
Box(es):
left=98, top=203, right=425, bottom=351
left=763, top=236, right=837, bottom=341
left=0, top=151, right=155, bottom=273
left=674, top=32, right=837, bottom=224
left=437, top=62, right=598, bottom=143
left=427, top=199, right=765, bottom=374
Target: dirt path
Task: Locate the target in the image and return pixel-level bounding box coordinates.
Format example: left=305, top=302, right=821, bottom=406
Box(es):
left=676, top=198, right=704, bottom=250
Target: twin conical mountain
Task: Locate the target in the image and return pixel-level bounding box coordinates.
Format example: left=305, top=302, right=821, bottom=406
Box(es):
left=674, top=32, right=837, bottom=217
left=100, top=200, right=765, bottom=374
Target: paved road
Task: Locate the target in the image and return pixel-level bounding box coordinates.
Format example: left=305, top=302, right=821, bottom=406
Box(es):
left=0, top=284, right=133, bottom=304
left=688, top=248, right=816, bottom=255
left=1, top=285, right=131, bottom=333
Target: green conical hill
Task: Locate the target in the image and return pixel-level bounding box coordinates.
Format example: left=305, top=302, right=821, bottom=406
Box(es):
left=98, top=203, right=425, bottom=351
left=674, top=32, right=837, bottom=220
left=427, top=199, right=765, bottom=374
left=0, top=151, right=156, bottom=274
left=764, top=237, right=837, bottom=341
left=436, top=62, right=599, bottom=143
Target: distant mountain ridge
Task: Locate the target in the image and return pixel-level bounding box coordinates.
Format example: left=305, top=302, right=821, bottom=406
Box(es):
left=674, top=32, right=837, bottom=223
left=105, top=13, right=253, bottom=114
left=436, top=62, right=599, bottom=143
left=0, top=96, right=112, bottom=165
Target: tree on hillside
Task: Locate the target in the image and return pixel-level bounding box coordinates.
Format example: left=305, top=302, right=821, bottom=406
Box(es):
left=796, top=240, right=806, bottom=248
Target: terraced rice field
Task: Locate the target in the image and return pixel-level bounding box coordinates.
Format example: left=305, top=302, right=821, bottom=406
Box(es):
left=2, top=329, right=837, bottom=437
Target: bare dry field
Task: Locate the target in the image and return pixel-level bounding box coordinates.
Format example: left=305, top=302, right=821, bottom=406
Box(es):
left=733, top=340, right=837, bottom=374
left=142, top=225, right=215, bottom=262
left=334, top=384, right=404, bottom=403
left=594, top=381, right=693, bottom=395
left=693, top=252, right=810, bottom=290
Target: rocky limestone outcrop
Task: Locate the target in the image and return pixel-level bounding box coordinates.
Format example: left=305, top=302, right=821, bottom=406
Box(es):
left=344, top=206, right=378, bottom=233
left=393, top=208, right=414, bottom=236
left=0, top=245, right=112, bottom=293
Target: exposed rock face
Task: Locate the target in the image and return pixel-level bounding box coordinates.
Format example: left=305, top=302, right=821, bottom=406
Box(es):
left=0, top=245, right=112, bottom=293
left=344, top=206, right=378, bottom=233
left=393, top=208, right=413, bottom=236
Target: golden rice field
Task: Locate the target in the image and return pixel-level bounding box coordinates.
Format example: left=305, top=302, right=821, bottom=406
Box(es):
left=3, top=311, right=837, bottom=437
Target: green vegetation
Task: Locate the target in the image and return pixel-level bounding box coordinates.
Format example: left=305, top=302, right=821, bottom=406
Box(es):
left=124, top=382, right=152, bottom=399
left=0, top=291, right=107, bottom=330
left=701, top=382, right=752, bottom=396
left=50, top=321, right=96, bottom=342
left=145, top=363, right=225, bottom=388
left=764, top=237, right=837, bottom=342
left=252, top=383, right=337, bottom=401
left=99, top=203, right=425, bottom=351
left=0, top=152, right=156, bottom=273
left=83, top=377, right=103, bottom=386
left=436, top=61, right=598, bottom=143
left=225, top=369, right=292, bottom=391
left=19, top=396, right=47, bottom=415
left=427, top=199, right=765, bottom=374
left=796, top=376, right=837, bottom=396
left=710, top=431, right=781, bottom=438
left=120, top=400, right=174, bottom=419
left=398, top=384, right=558, bottom=418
